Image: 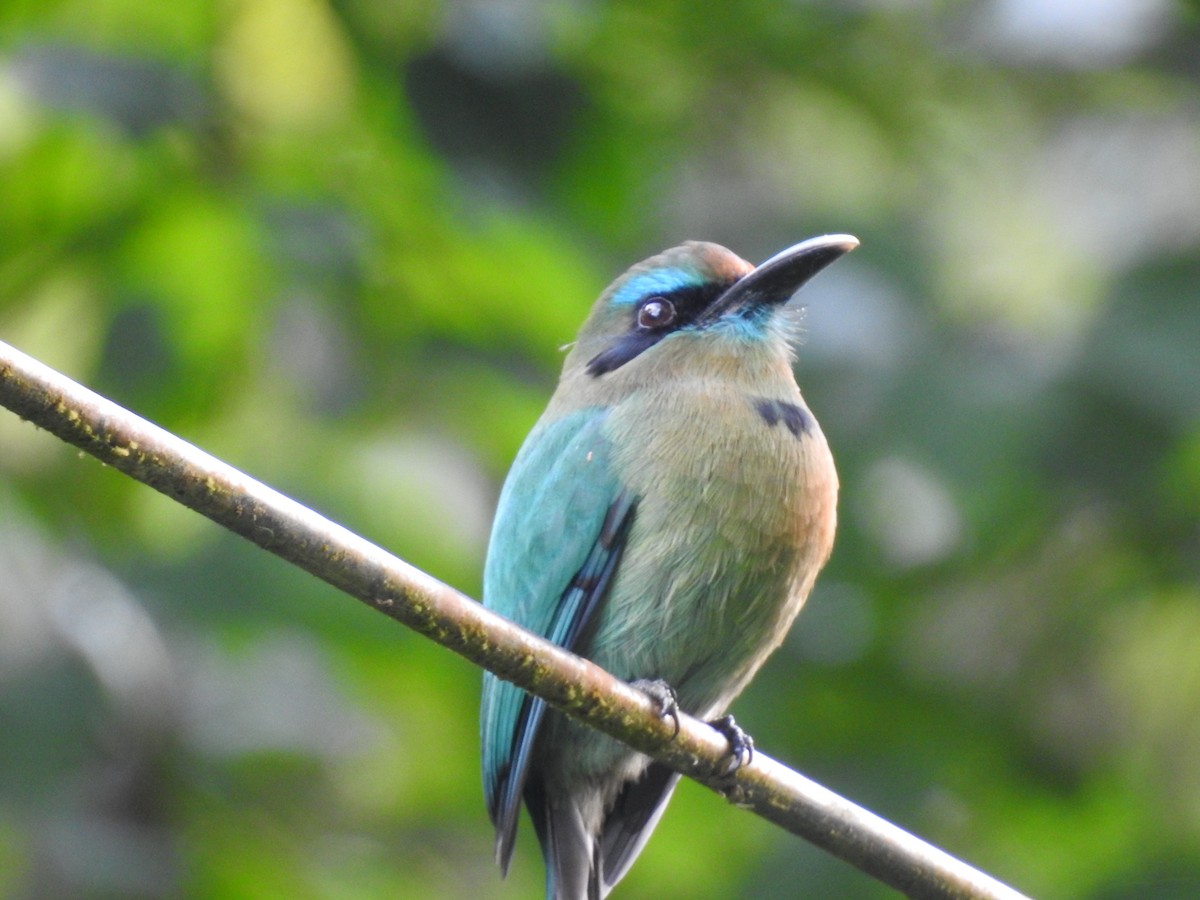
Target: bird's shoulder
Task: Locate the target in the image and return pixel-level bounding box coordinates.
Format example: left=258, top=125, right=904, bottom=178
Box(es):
left=483, top=407, right=623, bottom=624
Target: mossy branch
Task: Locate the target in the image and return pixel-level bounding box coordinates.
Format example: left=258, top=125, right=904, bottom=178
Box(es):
left=0, top=338, right=1028, bottom=900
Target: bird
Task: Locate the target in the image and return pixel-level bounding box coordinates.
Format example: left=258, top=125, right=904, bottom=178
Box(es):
left=480, top=234, right=857, bottom=899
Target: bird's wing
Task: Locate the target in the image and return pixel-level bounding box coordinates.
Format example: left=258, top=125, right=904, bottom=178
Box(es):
left=480, top=407, right=636, bottom=873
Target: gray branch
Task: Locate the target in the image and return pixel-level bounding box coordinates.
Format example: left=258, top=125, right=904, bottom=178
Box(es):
left=0, top=338, right=1029, bottom=900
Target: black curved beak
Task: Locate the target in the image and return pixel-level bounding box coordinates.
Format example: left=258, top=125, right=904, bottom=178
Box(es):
left=707, top=233, right=859, bottom=320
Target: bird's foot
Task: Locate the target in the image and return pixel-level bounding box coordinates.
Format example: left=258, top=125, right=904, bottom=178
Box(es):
left=708, top=714, right=754, bottom=777
left=633, top=678, right=680, bottom=739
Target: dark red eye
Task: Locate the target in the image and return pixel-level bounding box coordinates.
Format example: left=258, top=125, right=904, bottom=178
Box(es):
left=637, top=297, right=676, bottom=329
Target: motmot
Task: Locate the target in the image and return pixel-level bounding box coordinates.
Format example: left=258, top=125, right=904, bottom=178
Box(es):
left=480, top=234, right=857, bottom=898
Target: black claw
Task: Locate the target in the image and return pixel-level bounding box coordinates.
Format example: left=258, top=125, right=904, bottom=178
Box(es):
left=633, top=678, right=680, bottom=739
left=709, top=714, right=754, bottom=775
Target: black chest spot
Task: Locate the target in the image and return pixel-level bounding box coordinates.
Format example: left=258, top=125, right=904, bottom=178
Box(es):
left=752, top=397, right=812, bottom=438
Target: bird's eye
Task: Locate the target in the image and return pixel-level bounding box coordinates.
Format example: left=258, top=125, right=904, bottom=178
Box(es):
left=637, top=297, right=676, bottom=329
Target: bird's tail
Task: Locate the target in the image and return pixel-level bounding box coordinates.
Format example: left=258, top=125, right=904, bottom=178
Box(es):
left=527, top=764, right=682, bottom=900
left=527, top=777, right=598, bottom=900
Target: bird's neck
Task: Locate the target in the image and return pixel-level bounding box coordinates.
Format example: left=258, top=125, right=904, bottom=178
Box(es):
left=550, top=333, right=798, bottom=417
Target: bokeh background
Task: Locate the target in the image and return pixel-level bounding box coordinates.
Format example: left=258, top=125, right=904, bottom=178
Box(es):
left=2, top=1, right=1199, bottom=897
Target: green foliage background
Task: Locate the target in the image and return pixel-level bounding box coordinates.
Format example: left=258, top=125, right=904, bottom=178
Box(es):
left=2, top=2, right=1199, bottom=897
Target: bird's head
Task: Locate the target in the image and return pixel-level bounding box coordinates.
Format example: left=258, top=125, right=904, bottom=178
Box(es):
left=564, top=235, right=858, bottom=385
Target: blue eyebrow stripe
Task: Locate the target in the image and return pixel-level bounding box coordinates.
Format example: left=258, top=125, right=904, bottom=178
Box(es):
left=609, top=268, right=702, bottom=306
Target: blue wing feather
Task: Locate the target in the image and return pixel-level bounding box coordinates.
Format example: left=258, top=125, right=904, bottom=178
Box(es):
left=480, top=407, right=633, bottom=871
